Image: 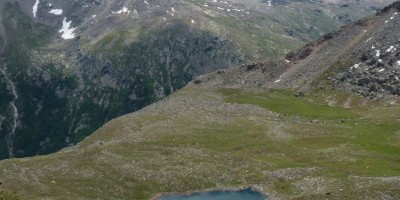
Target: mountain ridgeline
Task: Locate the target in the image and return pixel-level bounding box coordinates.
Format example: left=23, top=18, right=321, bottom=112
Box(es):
left=0, top=0, right=395, bottom=159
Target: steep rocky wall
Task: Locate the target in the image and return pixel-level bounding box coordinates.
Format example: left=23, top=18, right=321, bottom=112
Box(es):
left=273, top=1, right=400, bottom=99
left=0, top=2, right=245, bottom=159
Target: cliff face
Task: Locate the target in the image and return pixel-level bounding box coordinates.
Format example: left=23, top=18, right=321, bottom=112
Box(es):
left=0, top=0, right=395, bottom=159
left=0, top=0, right=246, bottom=159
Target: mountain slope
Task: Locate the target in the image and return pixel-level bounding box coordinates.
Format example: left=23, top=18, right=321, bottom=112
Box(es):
left=272, top=2, right=400, bottom=97
left=0, top=2, right=399, bottom=199
left=0, top=0, right=396, bottom=159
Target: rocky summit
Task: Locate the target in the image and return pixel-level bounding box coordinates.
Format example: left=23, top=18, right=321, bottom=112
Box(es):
left=0, top=1, right=399, bottom=200
left=0, top=0, right=395, bottom=159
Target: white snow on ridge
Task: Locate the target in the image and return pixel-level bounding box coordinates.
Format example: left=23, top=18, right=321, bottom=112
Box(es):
left=351, top=63, right=361, bottom=70
left=49, top=9, right=63, bottom=15
left=112, top=7, right=130, bottom=14
left=59, top=18, right=76, bottom=40
left=33, top=0, right=40, bottom=18
left=386, top=46, right=396, bottom=53
left=375, top=50, right=381, bottom=57
left=275, top=72, right=286, bottom=83
left=397, top=60, right=400, bottom=66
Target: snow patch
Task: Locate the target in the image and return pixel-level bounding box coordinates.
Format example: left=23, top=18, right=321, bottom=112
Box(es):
left=275, top=72, right=286, bottom=83
left=112, top=7, right=130, bottom=14
left=59, top=18, right=76, bottom=40
left=33, top=0, right=40, bottom=18
left=49, top=9, right=63, bottom=15
left=386, top=46, right=396, bottom=53
left=351, top=63, right=361, bottom=70
left=378, top=68, right=385, bottom=72
left=375, top=50, right=381, bottom=57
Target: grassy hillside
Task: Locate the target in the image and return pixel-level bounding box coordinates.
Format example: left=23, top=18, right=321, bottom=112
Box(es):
left=0, top=83, right=398, bottom=199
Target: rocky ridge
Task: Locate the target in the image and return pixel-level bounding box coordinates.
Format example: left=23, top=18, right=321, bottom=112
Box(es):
left=331, top=8, right=400, bottom=98
left=258, top=1, right=400, bottom=100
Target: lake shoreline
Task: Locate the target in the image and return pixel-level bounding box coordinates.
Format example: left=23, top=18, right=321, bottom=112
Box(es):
left=150, top=185, right=270, bottom=200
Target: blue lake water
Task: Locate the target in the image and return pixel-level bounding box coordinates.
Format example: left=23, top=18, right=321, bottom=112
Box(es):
left=158, top=188, right=268, bottom=200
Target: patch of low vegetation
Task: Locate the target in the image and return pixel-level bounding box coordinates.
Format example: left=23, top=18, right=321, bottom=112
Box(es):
left=90, top=31, right=127, bottom=53
left=221, top=89, right=356, bottom=119
left=0, top=189, right=22, bottom=200
left=221, top=89, right=400, bottom=176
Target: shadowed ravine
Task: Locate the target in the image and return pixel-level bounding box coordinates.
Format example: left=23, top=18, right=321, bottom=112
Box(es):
left=0, top=66, right=19, bottom=158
